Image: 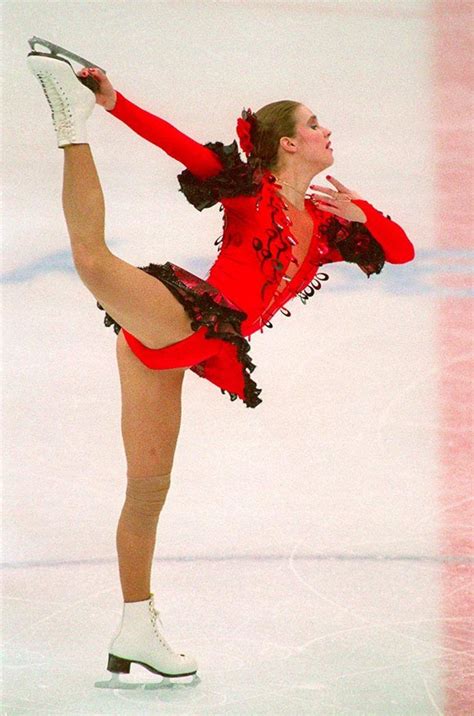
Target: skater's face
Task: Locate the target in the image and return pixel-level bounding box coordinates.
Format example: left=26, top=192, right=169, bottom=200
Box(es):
left=278, top=104, right=333, bottom=171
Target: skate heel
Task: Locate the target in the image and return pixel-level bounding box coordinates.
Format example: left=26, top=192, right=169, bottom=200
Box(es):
left=107, top=653, right=131, bottom=674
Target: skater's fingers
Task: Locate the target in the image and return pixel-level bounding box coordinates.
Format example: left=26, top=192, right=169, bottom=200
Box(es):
left=78, top=68, right=101, bottom=77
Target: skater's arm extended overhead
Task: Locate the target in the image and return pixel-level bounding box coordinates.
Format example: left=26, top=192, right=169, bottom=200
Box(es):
left=107, top=91, right=224, bottom=180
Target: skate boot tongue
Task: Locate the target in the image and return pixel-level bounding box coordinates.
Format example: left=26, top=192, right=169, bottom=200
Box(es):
left=148, top=597, right=168, bottom=640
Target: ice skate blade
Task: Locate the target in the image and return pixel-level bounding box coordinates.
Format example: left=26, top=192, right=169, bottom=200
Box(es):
left=94, top=672, right=201, bottom=690
left=28, top=36, right=106, bottom=73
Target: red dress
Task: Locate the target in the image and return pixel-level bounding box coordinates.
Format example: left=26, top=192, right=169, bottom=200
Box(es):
left=97, top=91, right=415, bottom=408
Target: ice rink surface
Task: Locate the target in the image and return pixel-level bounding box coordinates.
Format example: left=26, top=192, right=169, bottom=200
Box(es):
left=2, top=0, right=473, bottom=713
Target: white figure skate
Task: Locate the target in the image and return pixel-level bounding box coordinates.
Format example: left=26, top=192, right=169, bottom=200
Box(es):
left=27, top=37, right=100, bottom=148
left=94, top=594, right=200, bottom=689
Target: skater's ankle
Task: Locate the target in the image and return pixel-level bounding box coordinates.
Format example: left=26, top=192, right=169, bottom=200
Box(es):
left=123, top=592, right=152, bottom=603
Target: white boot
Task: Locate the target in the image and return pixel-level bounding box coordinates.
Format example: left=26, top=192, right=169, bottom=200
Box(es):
left=108, top=593, right=198, bottom=679
left=26, top=53, right=96, bottom=148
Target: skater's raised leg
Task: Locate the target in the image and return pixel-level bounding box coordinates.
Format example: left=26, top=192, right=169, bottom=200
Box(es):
left=62, top=144, right=108, bottom=264
left=61, top=143, right=195, bottom=350
left=28, top=53, right=195, bottom=351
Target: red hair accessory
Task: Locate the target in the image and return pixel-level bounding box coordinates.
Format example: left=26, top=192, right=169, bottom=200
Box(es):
left=236, top=107, right=257, bottom=157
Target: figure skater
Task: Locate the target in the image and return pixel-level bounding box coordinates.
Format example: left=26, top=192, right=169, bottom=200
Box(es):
left=26, top=44, right=415, bottom=687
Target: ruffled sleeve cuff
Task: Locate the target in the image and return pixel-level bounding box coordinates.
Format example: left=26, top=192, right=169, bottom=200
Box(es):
left=177, top=140, right=259, bottom=211
left=352, top=199, right=415, bottom=264
left=319, top=214, right=386, bottom=278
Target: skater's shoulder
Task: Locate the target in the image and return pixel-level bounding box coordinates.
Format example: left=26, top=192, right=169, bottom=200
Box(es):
left=177, top=141, right=259, bottom=212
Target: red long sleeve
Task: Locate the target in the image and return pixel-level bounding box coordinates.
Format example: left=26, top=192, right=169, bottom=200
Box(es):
left=352, top=199, right=415, bottom=263
left=106, top=93, right=414, bottom=266
left=106, top=91, right=224, bottom=180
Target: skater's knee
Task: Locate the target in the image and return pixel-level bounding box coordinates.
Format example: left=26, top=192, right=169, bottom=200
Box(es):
left=120, top=472, right=171, bottom=535
left=72, top=244, right=111, bottom=275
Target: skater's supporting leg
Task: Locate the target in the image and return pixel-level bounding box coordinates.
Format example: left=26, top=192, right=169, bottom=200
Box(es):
left=116, top=473, right=171, bottom=602
left=115, top=331, right=185, bottom=602
left=61, top=144, right=194, bottom=350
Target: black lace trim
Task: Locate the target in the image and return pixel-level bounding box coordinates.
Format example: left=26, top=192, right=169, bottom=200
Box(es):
left=177, top=140, right=260, bottom=211
left=96, top=304, right=122, bottom=335
left=319, top=216, right=386, bottom=277
left=96, top=262, right=263, bottom=409
left=252, top=175, right=296, bottom=304
left=297, top=270, right=331, bottom=306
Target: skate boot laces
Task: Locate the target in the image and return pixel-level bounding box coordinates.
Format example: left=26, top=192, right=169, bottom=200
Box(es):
left=148, top=597, right=178, bottom=656
left=31, top=68, right=69, bottom=124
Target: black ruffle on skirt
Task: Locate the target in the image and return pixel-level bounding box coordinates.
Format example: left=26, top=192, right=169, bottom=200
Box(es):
left=96, top=261, right=263, bottom=408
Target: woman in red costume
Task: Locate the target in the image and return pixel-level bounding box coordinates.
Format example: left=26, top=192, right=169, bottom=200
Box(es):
left=27, top=50, right=414, bottom=686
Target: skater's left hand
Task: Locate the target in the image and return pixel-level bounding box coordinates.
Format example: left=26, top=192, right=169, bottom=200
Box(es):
left=309, top=177, right=367, bottom=223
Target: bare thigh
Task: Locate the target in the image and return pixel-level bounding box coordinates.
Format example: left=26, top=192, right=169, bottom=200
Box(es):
left=116, top=329, right=186, bottom=477
left=78, top=250, right=195, bottom=350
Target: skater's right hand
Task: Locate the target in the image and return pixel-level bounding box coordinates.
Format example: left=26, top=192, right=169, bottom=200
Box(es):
left=77, top=68, right=117, bottom=110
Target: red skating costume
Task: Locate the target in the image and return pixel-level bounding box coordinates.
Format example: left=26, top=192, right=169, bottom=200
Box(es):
left=97, top=92, right=415, bottom=408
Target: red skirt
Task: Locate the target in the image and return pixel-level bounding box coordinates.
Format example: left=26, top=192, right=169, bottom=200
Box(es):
left=96, top=261, right=262, bottom=408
